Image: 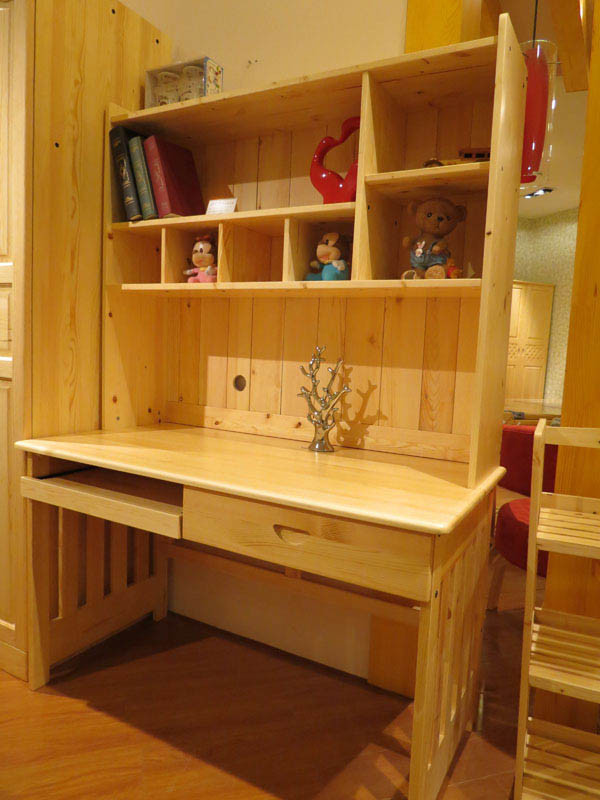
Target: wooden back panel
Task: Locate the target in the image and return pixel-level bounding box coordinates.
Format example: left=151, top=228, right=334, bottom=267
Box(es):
left=161, top=294, right=478, bottom=462
left=102, top=26, right=525, bottom=470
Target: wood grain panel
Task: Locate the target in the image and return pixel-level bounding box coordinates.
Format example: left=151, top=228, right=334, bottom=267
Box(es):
left=233, top=137, right=259, bottom=211
left=0, top=386, right=10, bottom=623
left=34, top=0, right=171, bottom=436
left=58, top=509, right=81, bottom=618
left=281, top=298, right=319, bottom=417
left=86, top=516, right=105, bottom=606
left=257, top=133, right=291, bottom=209
left=452, top=298, right=480, bottom=435
left=226, top=298, right=253, bottom=410
left=178, top=300, right=202, bottom=404
left=200, top=141, right=235, bottom=203
left=380, top=297, right=427, bottom=430
left=198, top=298, right=229, bottom=407
left=339, top=298, right=385, bottom=444
left=249, top=298, right=285, bottom=413
left=0, top=4, right=9, bottom=257
left=289, top=126, right=324, bottom=207
left=468, top=16, right=527, bottom=485
left=419, top=298, right=461, bottom=433
left=404, top=108, right=439, bottom=169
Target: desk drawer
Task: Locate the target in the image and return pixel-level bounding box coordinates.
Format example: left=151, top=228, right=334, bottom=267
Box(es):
left=22, top=469, right=183, bottom=539
left=183, top=487, right=432, bottom=601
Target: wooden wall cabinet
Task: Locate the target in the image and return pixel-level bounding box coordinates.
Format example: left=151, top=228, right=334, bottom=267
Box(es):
left=506, top=280, right=554, bottom=402
left=0, top=0, right=172, bottom=681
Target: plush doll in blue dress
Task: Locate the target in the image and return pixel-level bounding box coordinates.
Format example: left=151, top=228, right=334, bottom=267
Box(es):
left=304, top=232, right=350, bottom=281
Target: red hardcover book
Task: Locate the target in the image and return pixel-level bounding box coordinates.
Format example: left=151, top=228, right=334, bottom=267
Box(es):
left=143, top=135, right=205, bottom=217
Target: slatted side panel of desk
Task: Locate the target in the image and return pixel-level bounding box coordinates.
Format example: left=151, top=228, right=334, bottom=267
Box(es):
left=22, top=468, right=183, bottom=680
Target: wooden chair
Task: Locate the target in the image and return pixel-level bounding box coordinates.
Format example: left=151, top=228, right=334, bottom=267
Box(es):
left=514, top=419, right=600, bottom=799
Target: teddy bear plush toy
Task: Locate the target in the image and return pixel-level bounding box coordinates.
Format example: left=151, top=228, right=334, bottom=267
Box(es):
left=401, top=197, right=466, bottom=279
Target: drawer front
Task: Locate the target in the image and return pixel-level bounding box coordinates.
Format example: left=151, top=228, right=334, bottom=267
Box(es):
left=183, top=488, right=432, bottom=601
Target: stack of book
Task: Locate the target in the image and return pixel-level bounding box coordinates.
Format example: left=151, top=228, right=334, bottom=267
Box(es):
left=109, top=126, right=205, bottom=221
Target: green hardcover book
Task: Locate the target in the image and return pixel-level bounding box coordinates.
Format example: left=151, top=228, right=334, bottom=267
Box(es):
left=128, top=136, right=158, bottom=220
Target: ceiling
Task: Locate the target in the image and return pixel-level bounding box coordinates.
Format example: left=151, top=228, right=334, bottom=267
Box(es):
left=501, top=0, right=588, bottom=218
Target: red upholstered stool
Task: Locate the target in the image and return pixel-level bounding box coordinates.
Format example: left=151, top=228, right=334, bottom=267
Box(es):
left=488, top=425, right=557, bottom=608
left=499, top=424, right=558, bottom=495
left=494, top=497, right=548, bottom=577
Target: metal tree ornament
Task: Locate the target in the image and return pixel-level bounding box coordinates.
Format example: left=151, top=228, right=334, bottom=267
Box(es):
left=298, top=346, right=350, bottom=453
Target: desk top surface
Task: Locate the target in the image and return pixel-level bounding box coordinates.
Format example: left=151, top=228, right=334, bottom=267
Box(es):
left=16, top=425, right=503, bottom=534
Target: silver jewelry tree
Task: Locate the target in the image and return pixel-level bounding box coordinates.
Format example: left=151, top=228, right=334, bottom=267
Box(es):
left=298, top=345, right=350, bottom=452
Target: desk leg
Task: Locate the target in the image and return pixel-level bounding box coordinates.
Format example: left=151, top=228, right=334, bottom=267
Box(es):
left=153, top=537, right=168, bottom=622
left=28, top=501, right=52, bottom=689
left=409, top=591, right=442, bottom=800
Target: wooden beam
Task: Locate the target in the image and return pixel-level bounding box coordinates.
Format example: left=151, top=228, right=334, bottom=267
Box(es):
left=548, top=0, right=589, bottom=92
left=537, top=0, right=600, bottom=731
left=405, top=0, right=499, bottom=53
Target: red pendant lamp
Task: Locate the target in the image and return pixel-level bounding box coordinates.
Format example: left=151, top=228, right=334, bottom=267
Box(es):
left=521, top=0, right=557, bottom=186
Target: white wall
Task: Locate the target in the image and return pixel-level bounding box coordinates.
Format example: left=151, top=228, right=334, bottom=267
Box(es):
left=515, top=208, right=578, bottom=404
left=121, top=0, right=407, bottom=91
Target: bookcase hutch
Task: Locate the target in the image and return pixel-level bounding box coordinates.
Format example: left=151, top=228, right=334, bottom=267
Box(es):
left=103, top=18, right=521, bottom=489
left=17, top=13, right=525, bottom=800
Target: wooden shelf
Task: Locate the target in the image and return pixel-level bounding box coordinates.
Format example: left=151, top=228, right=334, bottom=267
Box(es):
left=523, top=718, right=600, bottom=799
left=118, top=278, right=482, bottom=299
left=365, top=162, right=490, bottom=200
left=530, top=608, right=600, bottom=704
left=111, top=202, right=356, bottom=238
left=110, top=37, right=497, bottom=144
left=536, top=506, right=600, bottom=559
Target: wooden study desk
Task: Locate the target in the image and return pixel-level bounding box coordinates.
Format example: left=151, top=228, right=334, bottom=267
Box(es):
left=17, top=424, right=502, bottom=800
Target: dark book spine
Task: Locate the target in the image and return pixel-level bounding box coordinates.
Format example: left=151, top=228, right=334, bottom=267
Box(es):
left=128, top=136, right=158, bottom=220
left=109, top=126, right=142, bottom=221
left=143, top=136, right=172, bottom=217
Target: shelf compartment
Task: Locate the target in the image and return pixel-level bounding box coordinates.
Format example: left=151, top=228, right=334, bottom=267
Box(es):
left=118, top=278, right=482, bottom=299
left=529, top=607, right=600, bottom=704
left=365, top=162, right=490, bottom=201
left=536, top=506, right=600, bottom=559
left=111, top=202, right=356, bottom=239
left=109, top=38, right=497, bottom=145
left=523, top=718, right=600, bottom=800
left=284, top=217, right=354, bottom=282
left=21, top=469, right=183, bottom=539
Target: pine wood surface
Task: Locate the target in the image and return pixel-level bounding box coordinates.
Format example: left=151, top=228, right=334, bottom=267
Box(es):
left=16, top=424, right=504, bottom=534
left=534, top=0, right=600, bottom=738
left=0, top=0, right=32, bottom=679
left=32, top=0, right=172, bottom=438
left=366, top=161, right=490, bottom=199
left=515, top=421, right=600, bottom=796
left=119, top=279, right=482, bottom=299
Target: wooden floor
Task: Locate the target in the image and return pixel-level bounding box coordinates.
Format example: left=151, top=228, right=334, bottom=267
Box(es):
left=0, top=588, right=526, bottom=800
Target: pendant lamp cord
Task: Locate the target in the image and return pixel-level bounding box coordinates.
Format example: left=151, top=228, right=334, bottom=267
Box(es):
left=532, top=0, right=539, bottom=44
